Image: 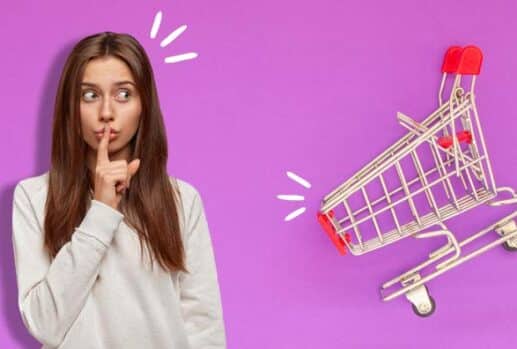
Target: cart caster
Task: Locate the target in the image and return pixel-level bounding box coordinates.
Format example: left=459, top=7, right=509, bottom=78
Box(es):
left=404, top=280, right=436, bottom=318
left=502, top=241, right=517, bottom=252
left=495, top=220, right=517, bottom=252
left=412, top=294, right=436, bottom=317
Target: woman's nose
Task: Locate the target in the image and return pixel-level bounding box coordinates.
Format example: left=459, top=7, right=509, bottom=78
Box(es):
left=99, top=98, right=114, bottom=121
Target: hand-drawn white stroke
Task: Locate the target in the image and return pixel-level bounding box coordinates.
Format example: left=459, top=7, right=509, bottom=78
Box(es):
left=150, top=10, right=162, bottom=39
left=149, top=10, right=198, bottom=64
left=285, top=207, right=306, bottom=221
left=277, top=194, right=304, bottom=201
left=160, top=24, right=188, bottom=47
left=286, top=171, right=311, bottom=189
left=164, top=52, right=199, bottom=64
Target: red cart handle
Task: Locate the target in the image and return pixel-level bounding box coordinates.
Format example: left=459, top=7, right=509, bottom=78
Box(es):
left=457, top=45, right=483, bottom=75
left=317, top=210, right=351, bottom=255
left=441, top=45, right=483, bottom=75
left=442, top=46, right=463, bottom=73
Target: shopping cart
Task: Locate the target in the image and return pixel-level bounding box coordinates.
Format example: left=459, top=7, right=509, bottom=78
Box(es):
left=317, top=45, right=517, bottom=317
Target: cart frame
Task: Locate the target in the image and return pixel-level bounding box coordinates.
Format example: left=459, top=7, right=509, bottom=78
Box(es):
left=317, top=45, right=517, bottom=316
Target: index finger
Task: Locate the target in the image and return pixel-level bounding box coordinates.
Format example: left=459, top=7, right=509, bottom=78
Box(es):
left=96, top=125, right=111, bottom=165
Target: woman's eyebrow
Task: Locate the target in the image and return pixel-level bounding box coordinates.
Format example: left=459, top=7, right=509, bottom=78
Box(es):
left=80, top=81, right=136, bottom=87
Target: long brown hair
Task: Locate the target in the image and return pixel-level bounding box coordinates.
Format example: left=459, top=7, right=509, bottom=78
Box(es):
left=44, top=31, right=187, bottom=273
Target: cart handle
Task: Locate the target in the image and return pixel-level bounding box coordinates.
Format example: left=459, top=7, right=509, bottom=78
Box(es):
left=457, top=45, right=483, bottom=75
left=441, top=45, right=483, bottom=75
left=317, top=210, right=351, bottom=255
left=441, top=46, right=463, bottom=73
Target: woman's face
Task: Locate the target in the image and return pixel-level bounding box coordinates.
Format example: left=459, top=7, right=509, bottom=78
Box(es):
left=80, top=56, right=142, bottom=159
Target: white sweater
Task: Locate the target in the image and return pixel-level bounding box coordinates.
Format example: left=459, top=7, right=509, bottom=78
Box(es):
left=11, top=171, right=227, bottom=349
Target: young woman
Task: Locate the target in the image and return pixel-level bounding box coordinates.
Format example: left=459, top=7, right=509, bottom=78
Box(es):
left=11, top=32, right=227, bottom=348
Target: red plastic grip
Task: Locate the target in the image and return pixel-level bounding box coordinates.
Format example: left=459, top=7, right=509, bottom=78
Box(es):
left=442, top=45, right=483, bottom=75
left=438, top=130, right=473, bottom=149
left=317, top=210, right=351, bottom=255
left=442, top=46, right=463, bottom=73
left=457, top=45, right=483, bottom=75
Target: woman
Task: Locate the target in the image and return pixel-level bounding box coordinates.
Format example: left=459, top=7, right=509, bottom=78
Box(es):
left=11, top=32, right=227, bottom=349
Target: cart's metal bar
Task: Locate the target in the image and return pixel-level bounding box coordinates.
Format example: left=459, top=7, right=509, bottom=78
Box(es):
left=382, top=208, right=517, bottom=290
left=397, top=111, right=482, bottom=175
left=360, top=187, right=384, bottom=243
left=381, top=213, right=517, bottom=302
left=427, top=140, right=451, bottom=199
left=488, top=187, right=517, bottom=206
left=395, top=161, right=422, bottom=226
left=438, top=72, right=451, bottom=138
left=410, top=150, right=441, bottom=220
left=455, top=155, right=469, bottom=191
left=427, top=135, right=461, bottom=210
left=438, top=72, right=446, bottom=110
left=381, top=234, right=448, bottom=290
left=337, top=155, right=488, bottom=234
left=379, top=174, right=403, bottom=236
left=342, top=199, right=364, bottom=250
left=457, top=148, right=480, bottom=201
left=441, top=136, right=469, bottom=193
left=463, top=107, right=489, bottom=187
left=345, top=188, right=495, bottom=255
left=340, top=154, right=461, bottom=223
left=458, top=76, right=490, bottom=189
left=339, top=150, right=483, bottom=228
left=408, top=150, right=433, bottom=208
left=322, top=98, right=466, bottom=204
left=459, top=102, right=470, bottom=132
left=458, top=104, right=477, bottom=179
left=396, top=112, right=466, bottom=210
left=449, top=76, right=462, bottom=176
left=322, top=99, right=472, bottom=212
left=442, top=89, right=470, bottom=190
left=470, top=93, right=497, bottom=194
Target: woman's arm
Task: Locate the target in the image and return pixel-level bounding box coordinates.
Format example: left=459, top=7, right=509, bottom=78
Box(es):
left=11, top=181, right=124, bottom=348
left=179, top=189, right=227, bottom=349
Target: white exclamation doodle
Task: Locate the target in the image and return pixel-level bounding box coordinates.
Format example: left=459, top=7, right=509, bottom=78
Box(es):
left=149, top=10, right=198, bottom=64
left=277, top=171, right=312, bottom=221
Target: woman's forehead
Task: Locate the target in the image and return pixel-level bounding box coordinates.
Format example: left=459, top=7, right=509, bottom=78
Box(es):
left=81, top=56, right=135, bottom=86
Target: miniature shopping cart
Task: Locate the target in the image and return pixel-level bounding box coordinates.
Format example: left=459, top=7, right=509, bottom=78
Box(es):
left=317, top=46, right=517, bottom=317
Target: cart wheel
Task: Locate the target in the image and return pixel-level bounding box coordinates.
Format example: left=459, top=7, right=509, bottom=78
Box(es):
left=412, top=296, right=436, bottom=317
left=502, top=241, right=517, bottom=252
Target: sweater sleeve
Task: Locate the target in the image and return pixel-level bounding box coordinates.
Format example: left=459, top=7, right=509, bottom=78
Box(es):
left=179, top=189, right=227, bottom=349
left=11, top=182, right=124, bottom=348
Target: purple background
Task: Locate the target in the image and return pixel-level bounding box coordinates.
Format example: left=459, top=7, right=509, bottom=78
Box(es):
left=2, top=0, right=517, bottom=348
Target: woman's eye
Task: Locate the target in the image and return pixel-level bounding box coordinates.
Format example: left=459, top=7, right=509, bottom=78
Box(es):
left=82, top=90, right=97, bottom=101
left=81, top=89, right=131, bottom=102
left=117, top=90, right=131, bottom=101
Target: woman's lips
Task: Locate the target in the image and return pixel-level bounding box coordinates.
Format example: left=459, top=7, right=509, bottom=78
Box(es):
left=95, top=131, right=118, bottom=140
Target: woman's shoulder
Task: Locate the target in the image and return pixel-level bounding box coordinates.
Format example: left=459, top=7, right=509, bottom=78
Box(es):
left=168, top=175, right=201, bottom=206
left=13, top=171, right=50, bottom=230
left=14, top=170, right=49, bottom=202
left=168, top=176, right=205, bottom=237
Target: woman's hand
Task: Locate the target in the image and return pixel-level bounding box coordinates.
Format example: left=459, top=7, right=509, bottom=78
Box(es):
left=93, top=125, right=141, bottom=210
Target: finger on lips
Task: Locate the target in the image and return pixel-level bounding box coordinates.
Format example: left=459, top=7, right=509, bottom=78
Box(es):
left=97, top=124, right=111, bottom=165
left=96, top=124, right=137, bottom=196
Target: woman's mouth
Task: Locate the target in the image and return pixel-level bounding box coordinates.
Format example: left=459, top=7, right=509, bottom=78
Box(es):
left=95, top=131, right=118, bottom=140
